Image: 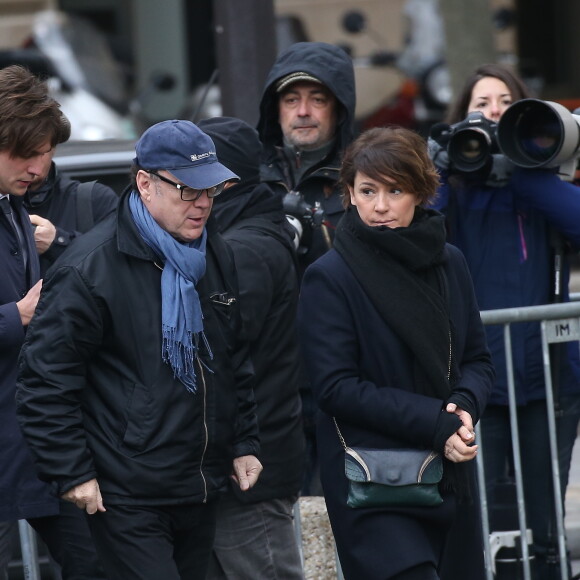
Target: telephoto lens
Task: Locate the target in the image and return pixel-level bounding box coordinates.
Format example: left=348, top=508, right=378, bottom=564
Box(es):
left=497, top=98, right=580, bottom=169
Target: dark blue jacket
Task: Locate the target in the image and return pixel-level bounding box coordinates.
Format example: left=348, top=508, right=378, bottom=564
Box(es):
left=0, top=195, right=58, bottom=521
left=297, top=244, right=493, bottom=577
left=432, top=167, right=580, bottom=405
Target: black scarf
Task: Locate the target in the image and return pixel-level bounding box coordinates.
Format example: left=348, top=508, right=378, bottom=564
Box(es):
left=333, top=206, right=455, bottom=399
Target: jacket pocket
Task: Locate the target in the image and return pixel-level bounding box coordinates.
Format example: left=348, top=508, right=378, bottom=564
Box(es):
left=120, top=382, right=152, bottom=454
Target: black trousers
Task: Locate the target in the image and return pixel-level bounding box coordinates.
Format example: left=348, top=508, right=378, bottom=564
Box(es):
left=27, top=499, right=107, bottom=579
left=87, top=501, right=218, bottom=580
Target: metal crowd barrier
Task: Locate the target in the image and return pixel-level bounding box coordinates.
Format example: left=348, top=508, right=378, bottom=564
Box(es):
left=16, top=521, right=41, bottom=580
left=478, top=300, right=580, bottom=580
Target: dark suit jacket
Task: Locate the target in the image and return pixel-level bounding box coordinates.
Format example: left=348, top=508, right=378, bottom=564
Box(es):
left=0, top=194, right=58, bottom=520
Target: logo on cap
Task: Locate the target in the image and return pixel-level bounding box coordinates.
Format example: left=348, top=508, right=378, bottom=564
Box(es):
left=191, top=151, right=215, bottom=162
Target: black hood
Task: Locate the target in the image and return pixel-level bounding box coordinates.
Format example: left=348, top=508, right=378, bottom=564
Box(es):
left=198, top=115, right=293, bottom=248
left=198, top=116, right=261, bottom=185
left=257, top=42, right=356, bottom=155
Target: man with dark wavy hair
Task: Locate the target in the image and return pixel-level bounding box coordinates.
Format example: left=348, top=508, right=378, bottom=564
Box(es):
left=0, top=65, right=106, bottom=579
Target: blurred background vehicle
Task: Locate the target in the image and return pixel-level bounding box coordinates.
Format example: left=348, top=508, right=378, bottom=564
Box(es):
left=2, top=0, right=579, bottom=140
left=53, top=138, right=135, bottom=193
left=0, top=9, right=174, bottom=140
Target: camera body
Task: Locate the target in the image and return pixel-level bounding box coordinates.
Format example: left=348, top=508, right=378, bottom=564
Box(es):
left=283, top=190, right=327, bottom=254
left=432, top=100, right=580, bottom=180
left=434, top=111, right=499, bottom=173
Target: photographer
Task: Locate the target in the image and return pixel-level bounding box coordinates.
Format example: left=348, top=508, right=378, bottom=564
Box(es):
left=429, top=63, right=580, bottom=578
left=257, top=41, right=356, bottom=279
left=257, top=42, right=356, bottom=496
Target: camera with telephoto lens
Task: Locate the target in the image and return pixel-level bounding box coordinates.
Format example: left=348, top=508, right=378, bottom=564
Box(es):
left=434, top=111, right=499, bottom=173
left=497, top=98, right=580, bottom=180
left=283, top=190, right=326, bottom=254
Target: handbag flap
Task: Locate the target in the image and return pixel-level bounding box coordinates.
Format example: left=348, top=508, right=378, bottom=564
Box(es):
left=345, top=447, right=442, bottom=486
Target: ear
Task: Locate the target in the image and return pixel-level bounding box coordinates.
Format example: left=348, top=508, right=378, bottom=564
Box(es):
left=136, top=170, right=153, bottom=202
left=348, top=185, right=356, bottom=207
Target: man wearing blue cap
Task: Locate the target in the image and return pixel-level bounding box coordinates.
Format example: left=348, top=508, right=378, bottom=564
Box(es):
left=15, top=119, right=262, bottom=580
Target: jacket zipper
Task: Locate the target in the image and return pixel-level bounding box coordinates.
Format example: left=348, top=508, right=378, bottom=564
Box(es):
left=294, top=149, right=301, bottom=169
left=197, top=357, right=209, bottom=503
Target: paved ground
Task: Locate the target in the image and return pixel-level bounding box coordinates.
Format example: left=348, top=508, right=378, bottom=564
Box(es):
left=567, top=437, right=580, bottom=575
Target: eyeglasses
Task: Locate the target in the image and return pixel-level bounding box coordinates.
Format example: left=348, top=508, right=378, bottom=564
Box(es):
left=148, top=171, right=225, bottom=201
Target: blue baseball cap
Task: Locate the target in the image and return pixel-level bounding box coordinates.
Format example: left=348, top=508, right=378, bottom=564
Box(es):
left=134, top=119, right=239, bottom=188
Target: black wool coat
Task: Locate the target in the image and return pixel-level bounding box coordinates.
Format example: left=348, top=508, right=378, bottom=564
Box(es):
left=298, top=244, right=494, bottom=579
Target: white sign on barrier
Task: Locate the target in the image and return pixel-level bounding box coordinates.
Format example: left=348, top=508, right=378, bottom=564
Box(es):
left=544, top=317, right=580, bottom=343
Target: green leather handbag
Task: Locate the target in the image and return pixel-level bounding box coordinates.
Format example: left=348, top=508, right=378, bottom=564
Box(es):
left=335, top=419, right=443, bottom=509
left=344, top=445, right=443, bottom=508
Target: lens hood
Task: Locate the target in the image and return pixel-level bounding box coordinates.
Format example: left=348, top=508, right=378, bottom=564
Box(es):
left=497, top=98, right=580, bottom=168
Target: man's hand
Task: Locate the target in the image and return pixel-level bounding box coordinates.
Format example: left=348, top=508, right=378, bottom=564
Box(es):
left=16, top=279, right=42, bottom=326
left=61, top=478, right=106, bottom=515
left=29, top=214, right=56, bottom=254
left=231, top=455, right=263, bottom=491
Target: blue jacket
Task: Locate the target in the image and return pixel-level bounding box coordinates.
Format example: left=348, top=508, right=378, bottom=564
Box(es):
left=0, top=195, right=58, bottom=521
left=432, top=166, right=580, bottom=405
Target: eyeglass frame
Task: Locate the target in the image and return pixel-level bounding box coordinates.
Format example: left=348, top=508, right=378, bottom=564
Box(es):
left=147, top=170, right=226, bottom=201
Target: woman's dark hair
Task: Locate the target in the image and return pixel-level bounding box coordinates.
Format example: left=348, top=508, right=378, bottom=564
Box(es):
left=445, top=63, right=531, bottom=125
left=339, top=126, right=440, bottom=209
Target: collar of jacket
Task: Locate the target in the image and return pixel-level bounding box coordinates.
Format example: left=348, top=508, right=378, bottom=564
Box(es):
left=260, top=145, right=340, bottom=186
left=114, top=187, right=218, bottom=264
left=23, top=163, right=60, bottom=208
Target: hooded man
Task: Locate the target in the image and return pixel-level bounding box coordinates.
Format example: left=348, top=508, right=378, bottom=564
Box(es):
left=198, top=116, right=305, bottom=579
left=257, top=41, right=356, bottom=276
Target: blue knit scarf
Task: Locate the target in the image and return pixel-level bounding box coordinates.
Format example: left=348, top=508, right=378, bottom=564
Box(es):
left=129, top=192, right=209, bottom=392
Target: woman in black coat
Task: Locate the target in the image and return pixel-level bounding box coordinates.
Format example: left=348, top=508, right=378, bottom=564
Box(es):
left=297, top=126, right=495, bottom=579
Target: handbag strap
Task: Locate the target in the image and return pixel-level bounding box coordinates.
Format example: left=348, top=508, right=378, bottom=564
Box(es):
left=333, top=417, right=347, bottom=450
left=333, top=333, right=452, bottom=452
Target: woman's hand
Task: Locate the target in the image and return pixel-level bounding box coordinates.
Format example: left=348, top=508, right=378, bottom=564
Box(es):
left=446, top=403, right=475, bottom=444
left=443, top=432, right=478, bottom=463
